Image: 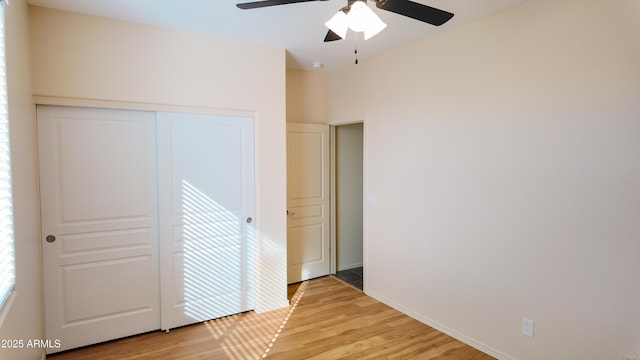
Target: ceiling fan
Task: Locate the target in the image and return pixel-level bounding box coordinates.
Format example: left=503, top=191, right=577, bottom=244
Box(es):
left=236, top=0, right=454, bottom=42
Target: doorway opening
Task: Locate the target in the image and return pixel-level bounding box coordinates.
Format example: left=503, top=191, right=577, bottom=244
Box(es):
left=331, top=122, right=364, bottom=290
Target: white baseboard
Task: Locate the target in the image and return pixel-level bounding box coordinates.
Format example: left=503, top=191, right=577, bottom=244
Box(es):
left=365, top=289, right=515, bottom=360
left=337, top=262, right=363, bottom=271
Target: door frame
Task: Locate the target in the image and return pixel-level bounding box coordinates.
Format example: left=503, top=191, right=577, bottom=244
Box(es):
left=329, top=121, right=365, bottom=278
left=330, top=126, right=337, bottom=274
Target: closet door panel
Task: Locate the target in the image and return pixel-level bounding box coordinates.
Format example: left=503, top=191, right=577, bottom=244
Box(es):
left=157, top=112, right=256, bottom=330
left=38, top=106, right=160, bottom=354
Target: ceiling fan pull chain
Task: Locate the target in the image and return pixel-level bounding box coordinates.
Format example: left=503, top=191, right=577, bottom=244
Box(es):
left=354, top=32, right=359, bottom=64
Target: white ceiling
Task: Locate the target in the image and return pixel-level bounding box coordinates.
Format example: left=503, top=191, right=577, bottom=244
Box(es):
left=26, top=0, right=528, bottom=72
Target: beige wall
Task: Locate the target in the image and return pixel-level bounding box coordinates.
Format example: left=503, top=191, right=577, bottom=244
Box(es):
left=328, top=0, right=640, bottom=359
left=0, top=1, right=44, bottom=360
left=286, top=69, right=327, bottom=123
left=29, top=6, right=289, bottom=315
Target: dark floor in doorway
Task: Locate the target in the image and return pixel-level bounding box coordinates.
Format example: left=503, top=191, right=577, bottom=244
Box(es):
left=333, top=266, right=363, bottom=290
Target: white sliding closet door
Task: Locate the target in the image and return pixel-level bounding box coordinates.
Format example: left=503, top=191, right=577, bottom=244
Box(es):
left=157, top=112, right=256, bottom=330
left=38, top=106, right=160, bottom=354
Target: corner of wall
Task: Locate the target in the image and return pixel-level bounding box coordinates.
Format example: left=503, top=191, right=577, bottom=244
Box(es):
left=1, top=0, right=45, bottom=359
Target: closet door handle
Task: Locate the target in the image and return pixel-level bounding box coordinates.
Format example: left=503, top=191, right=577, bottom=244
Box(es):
left=46, top=235, right=56, bottom=243
left=246, top=217, right=253, bottom=224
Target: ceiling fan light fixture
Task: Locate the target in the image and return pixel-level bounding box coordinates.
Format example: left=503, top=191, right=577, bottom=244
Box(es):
left=324, top=10, right=349, bottom=39
left=362, top=10, right=387, bottom=40
left=347, top=1, right=384, bottom=34
left=325, top=0, right=386, bottom=41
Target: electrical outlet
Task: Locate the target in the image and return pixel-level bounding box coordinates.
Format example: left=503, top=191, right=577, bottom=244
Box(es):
left=521, top=318, right=534, bottom=337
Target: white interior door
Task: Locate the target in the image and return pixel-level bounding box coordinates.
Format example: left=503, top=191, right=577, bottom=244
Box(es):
left=287, top=123, right=330, bottom=283
left=38, top=106, right=160, bottom=354
left=157, top=112, right=256, bottom=330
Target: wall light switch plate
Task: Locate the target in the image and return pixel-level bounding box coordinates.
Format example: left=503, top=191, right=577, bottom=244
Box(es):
left=522, top=318, right=534, bottom=337
left=367, top=194, right=377, bottom=206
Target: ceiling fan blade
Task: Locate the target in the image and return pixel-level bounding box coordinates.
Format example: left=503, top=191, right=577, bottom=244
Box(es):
left=376, top=0, right=454, bottom=26
left=237, top=0, right=327, bottom=10
left=324, top=29, right=343, bottom=42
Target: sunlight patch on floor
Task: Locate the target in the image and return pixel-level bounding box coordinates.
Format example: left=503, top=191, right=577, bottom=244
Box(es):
left=262, top=280, right=308, bottom=359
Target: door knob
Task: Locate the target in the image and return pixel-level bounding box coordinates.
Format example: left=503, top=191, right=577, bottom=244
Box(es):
left=246, top=217, right=253, bottom=224
left=46, top=235, right=56, bottom=243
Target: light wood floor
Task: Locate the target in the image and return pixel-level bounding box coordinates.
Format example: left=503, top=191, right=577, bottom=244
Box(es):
left=47, top=276, right=494, bottom=360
